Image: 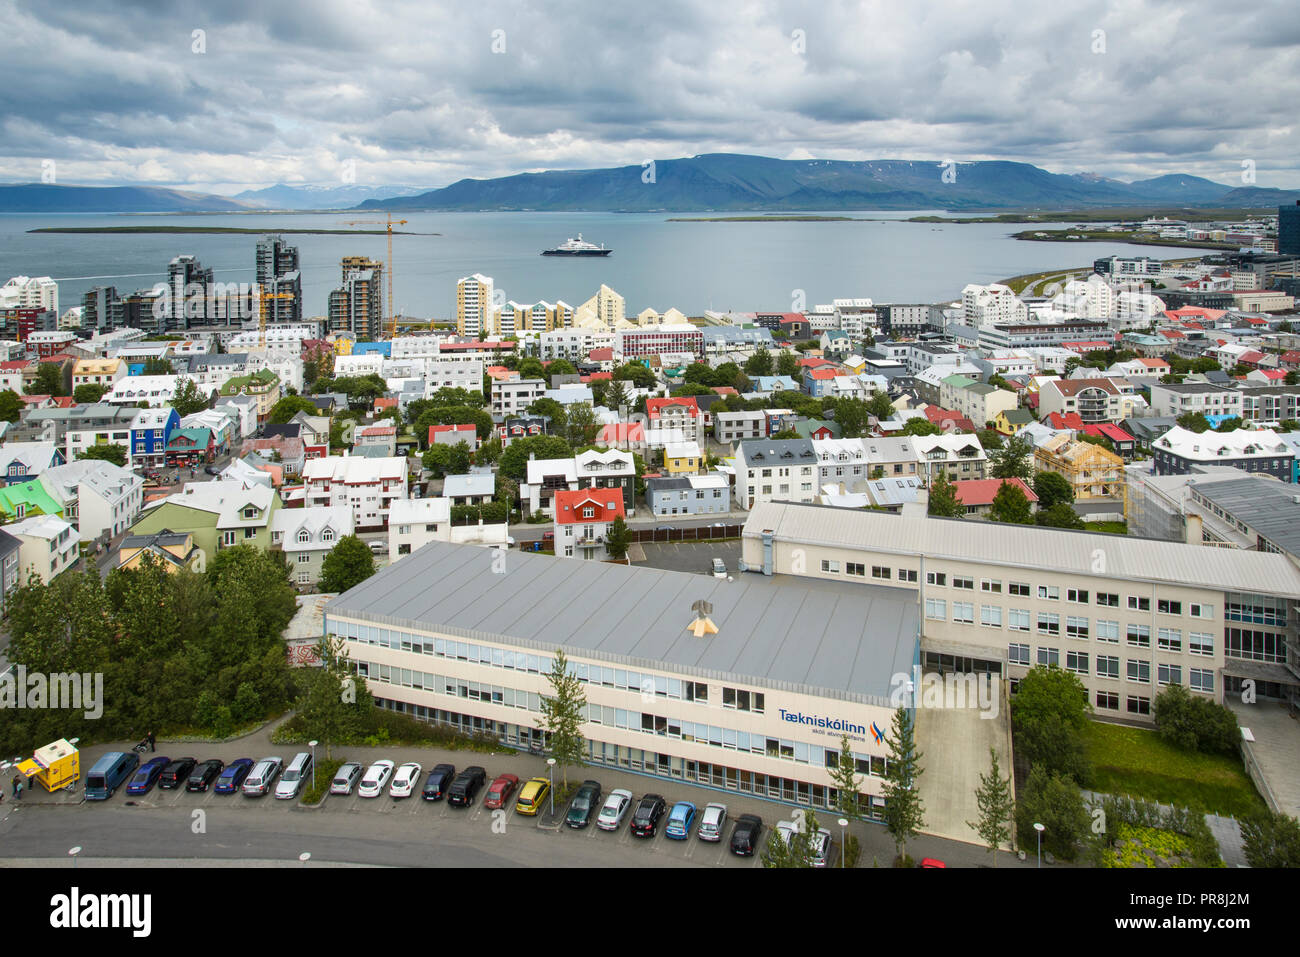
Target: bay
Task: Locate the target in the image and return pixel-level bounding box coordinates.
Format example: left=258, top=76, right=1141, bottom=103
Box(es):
left=0, top=210, right=1209, bottom=322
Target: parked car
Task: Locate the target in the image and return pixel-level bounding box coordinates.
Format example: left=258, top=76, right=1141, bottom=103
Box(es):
left=448, top=766, right=487, bottom=807
left=390, top=762, right=423, bottom=799
left=630, top=794, right=667, bottom=838
left=514, top=777, right=551, bottom=816
left=421, top=763, right=456, bottom=801
left=564, top=780, right=602, bottom=829
left=242, top=756, right=284, bottom=797
left=275, top=752, right=314, bottom=800
left=204, top=465, right=222, bottom=476
left=711, top=558, right=727, bottom=579
left=214, top=758, right=253, bottom=795
left=920, top=858, right=947, bottom=868
left=665, top=801, right=697, bottom=840
left=483, top=773, right=519, bottom=810
left=358, top=760, right=395, bottom=798
left=730, top=814, right=763, bottom=856
left=185, top=759, right=225, bottom=792
left=330, top=762, right=363, bottom=796
left=157, top=757, right=197, bottom=790
left=698, top=803, right=728, bottom=842
left=125, top=756, right=170, bottom=796
left=776, top=820, right=833, bottom=866
left=368, top=540, right=388, bottom=554
left=597, top=788, right=634, bottom=831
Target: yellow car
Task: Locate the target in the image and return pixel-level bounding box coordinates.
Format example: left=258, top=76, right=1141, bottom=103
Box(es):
left=514, top=776, right=551, bottom=816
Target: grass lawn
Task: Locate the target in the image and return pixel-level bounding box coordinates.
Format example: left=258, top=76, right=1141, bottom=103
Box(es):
left=1083, top=520, right=1128, bottom=535
left=1084, top=721, right=1267, bottom=818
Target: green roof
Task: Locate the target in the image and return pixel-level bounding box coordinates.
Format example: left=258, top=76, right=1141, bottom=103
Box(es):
left=0, top=479, right=63, bottom=520
left=166, top=427, right=213, bottom=450
left=220, top=368, right=279, bottom=394
left=794, top=418, right=842, bottom=439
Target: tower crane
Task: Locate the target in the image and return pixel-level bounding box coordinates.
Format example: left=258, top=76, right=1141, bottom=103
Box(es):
left=340, top=213, right=409, bottom=338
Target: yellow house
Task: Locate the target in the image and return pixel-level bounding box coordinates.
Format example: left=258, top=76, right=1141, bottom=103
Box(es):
left=71, top=357, right=125, bottom=390
left=992, top=407, right=1035, bottom=435
left=841, top=356, right=867, bottom=375
left=117, top=529, right=203, bottom=573
left=663, top=441, right=702, bottom=475
left=1034, top=434, right=1125, bottom=500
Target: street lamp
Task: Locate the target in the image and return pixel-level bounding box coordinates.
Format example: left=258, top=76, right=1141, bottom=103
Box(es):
left=69, top=846, right=81, bottom=869
left=1033, top=822, right=1045, bottom=868
left=546, top=757, right=556, bottom=818
left=308, top=740, right=318, bottom=790
left=838, top=818, right=849, bottom=869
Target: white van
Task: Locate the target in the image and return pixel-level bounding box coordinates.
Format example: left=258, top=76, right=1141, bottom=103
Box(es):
left=275, top=751, right=313, bottom=800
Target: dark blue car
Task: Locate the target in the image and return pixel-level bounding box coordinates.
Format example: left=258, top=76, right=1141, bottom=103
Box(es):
left=214, top=758, right=254, bottom=794
left=125, top=756, right=170, bottom=796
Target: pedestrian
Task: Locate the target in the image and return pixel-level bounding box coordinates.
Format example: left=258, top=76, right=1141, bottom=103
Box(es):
left=147, top=730, right=155, bottom=753
left=13, top=777, right=21, bottom=800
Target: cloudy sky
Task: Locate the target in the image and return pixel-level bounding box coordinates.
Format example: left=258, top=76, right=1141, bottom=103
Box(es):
left=3, top=0, right=1298, bottom=194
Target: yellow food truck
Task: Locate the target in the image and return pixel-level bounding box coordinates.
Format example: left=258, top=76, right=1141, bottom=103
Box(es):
left=16, top=738, right=80, bottom=792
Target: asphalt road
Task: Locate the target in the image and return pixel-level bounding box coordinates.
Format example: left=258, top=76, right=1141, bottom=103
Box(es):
left=637, top=541, right=742, bottom=577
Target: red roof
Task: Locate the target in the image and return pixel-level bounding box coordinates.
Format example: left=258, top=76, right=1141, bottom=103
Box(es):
left=1047, top=411, right=1085, bottom=430
left=952, top=477, right=1038, bottom=507
left=1159, top=329, right=1185, bottom=339
left=713, top=386, right=738, bottom=396
left=1280, top=351, right=1300, bottom=364
left=923, top=406, right=974, bottom=432
left=0, top=360, right=30, bottom=371
left=779, top=316, right=807, bottom=326
left=1082, top=423, right=1134, bottom=443
left=580, top=371, right=613, bottom=383
left=646, top=396, right=701, bottom=417
left=358, top=425, right=396, bottom=437
left=1238, top=350, right=1266, bottom=364
left=799, top=356, right=836, bottom=369
left=51, top=396, right=76, bottom=408
left=427, top=423, right=475, bottom=444
left=20, top=394, right=50, bottom=404
left=808, top=368, right=838, bottom=380
left=598, top=423, right=645, bottom=445
left=373, top=397, right=398, bottom=411
left=1255, top=368, right=1287, bottom=380
left=1136, top=357, right=1169, bottom=369
left=588, top=348, right=614, bottom=361
left=553, top=488, right=626, bottom=525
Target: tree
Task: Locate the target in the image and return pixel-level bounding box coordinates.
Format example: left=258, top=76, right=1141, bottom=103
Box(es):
left=771, top=428, right=800, bottom=440
left=1015, top=766, right=1089, bottom=861
left=866, top=390, right=895, bottom=421
left=564, top=403, right=600, bottom=447
left=318, top=535, right=377, bottom=594
left=422, top=440, right=472, bottom=478
left=1153, top=683, right=1240, bottom=756
left=613, top=362, right=656, bottom=389
left=427, top=386, right=484, bottom=409
left=830, top=733, right=863, bottom=823
left=989, top=434, right=1033, bottom=481
left=1035, top=501, right=1085, bottom=530
left=499, top=435, right=574, bottom=480
left=882, top=706, right=925, bottom=865
left=294, top=635, right=372, bottom=759
left=1214, top=416, right=1243, bottom=433
left=1033, top=470, right=1075, bottom=510
left=605, top=516, right=631, bottom=561
left=171, top=377, right=210, bottom=416
left=1012, top=665, right=1091, bottom=783
left=829, top=397, right=870, bottom=438
left=0, top=389, right=21, bottom=422
left=901, top=418, right=943, bottom=436
left=268, top=395, right=319, bottom=425
left=1176, top=411, right=1211, bottom=433
left=545, top=358, right=577, bottom=379
left=517, top=357, right=546, bottom=380
left=989, top=480, right=1034, bottom=524
left=29, top=362, right=65, bottom=397
left=968, top=747, right=1014, bottom=866
left=606, top=378, right=628, bottom=413
left=141, top=356, right=174, bottom=376
left=1240, top=811, right=1300, bottom=868
left=744, top=349, right=773, bottom=377
left=927, top=471, right=963, bottom=518
left=73, top=383, right=108, bottom=404
left=78, top=443, right=128, bottom=467
left=539, top=648, right=587, bottom=791
left=775, top=350, right=801, bottom=378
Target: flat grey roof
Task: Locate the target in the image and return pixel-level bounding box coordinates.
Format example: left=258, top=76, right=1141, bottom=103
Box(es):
left=325, top=541, right=919, bottom=706
left=1191, top=477, right=1300, bottom=559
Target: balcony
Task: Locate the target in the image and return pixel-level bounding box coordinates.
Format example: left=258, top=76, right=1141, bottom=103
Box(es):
left=576, top=535, right=604, bottom=548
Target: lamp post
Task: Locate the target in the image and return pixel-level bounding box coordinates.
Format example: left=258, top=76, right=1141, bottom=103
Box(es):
left=69, top=846, right=81, bottom=869
left=1033, top=822, right=1045, bottom=868
left=546, top=757, right=556, bottom=818
left=308, top=740, right=318, bottom=790
left=838, top=818, right=849, bottom=868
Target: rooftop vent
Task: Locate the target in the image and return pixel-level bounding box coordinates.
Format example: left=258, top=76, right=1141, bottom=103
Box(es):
left=687, top=599, right=718, bottom=638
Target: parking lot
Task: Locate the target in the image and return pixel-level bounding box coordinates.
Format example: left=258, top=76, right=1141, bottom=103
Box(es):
left=634, top=540, right=743, bottom=577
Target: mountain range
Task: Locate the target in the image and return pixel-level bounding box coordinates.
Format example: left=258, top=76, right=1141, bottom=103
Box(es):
left=356, top=154, right=1300, bottom=212
left=4, top=155, right=1297, bottom=213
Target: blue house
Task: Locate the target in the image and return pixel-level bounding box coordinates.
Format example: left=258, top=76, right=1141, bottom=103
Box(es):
left=130, top=406, right=180, bottom=467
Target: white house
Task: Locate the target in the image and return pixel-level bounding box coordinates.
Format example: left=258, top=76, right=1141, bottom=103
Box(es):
left=302, top=455, right=409, bottom=529
left=387, top=497, right=508, bottom=560
left=39, top=460, right=143, bottom=543
left=271, top=506, right=354, bottom=587
left=8, top=515, right=78, bottom=583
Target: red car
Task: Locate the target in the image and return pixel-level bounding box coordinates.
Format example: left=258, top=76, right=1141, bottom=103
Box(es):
left=483, top=773, right=519, bottom=810
left=920, top=858, right=946, bottom=868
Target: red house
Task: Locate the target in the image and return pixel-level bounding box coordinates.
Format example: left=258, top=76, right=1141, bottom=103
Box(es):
left=427, top=422, right=479, bottom=450
left=552, top=488, right=627, bottom=561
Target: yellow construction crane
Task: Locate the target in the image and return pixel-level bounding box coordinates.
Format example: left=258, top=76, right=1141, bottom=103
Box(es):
left=341, top=213, right=408, bottom=338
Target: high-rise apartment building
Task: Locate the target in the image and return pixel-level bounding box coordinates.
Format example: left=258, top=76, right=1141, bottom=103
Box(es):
left=255, top=236, right=303, bottom=324
left=329, top=259, right=383, bottom=340
left=456, top=273, right=495, bottom=338
left=1280, top=202, right=1300, bottom=256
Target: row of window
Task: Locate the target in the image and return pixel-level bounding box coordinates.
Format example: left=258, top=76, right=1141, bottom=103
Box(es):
left=924, top=575, right=1214, bottom=619
left=923, top=602, right=1217, bottom=654
left=1007, top=644, right=1216, bottom=691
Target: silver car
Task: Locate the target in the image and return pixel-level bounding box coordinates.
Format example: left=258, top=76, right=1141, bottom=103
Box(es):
left=241, top=756, right=283, bottom=797
left=698, top=802, right=728, bottom=842
left=330, top=762, right=363, bottom=796
left=596, top=788, right=634, bottom=831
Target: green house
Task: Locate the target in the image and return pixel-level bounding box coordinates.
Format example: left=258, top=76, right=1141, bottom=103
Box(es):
left=128, top=482, right=281, bottom=567
left=0, top=479, right=64, bottom=522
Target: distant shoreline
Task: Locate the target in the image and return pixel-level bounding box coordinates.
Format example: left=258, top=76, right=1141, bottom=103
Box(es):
left=27, top=226, right=433, bottom=235
left=666, top=215, right=862, bottom=222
